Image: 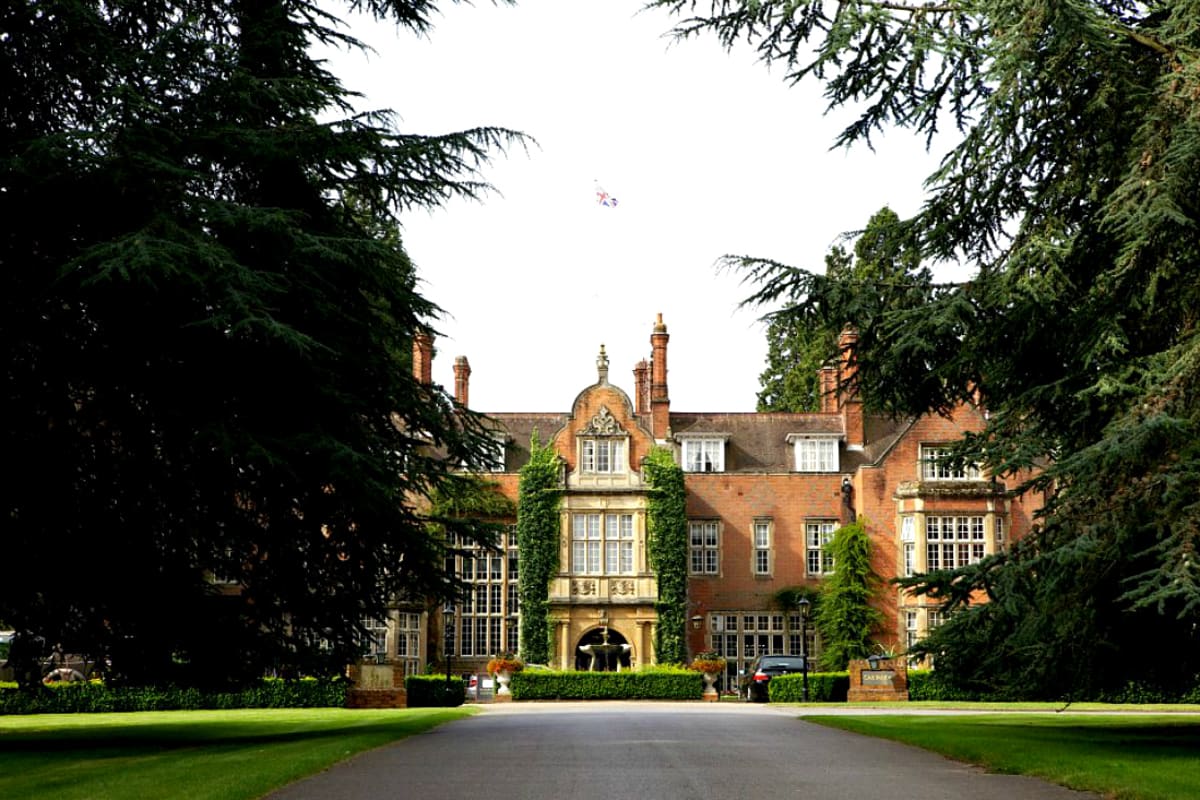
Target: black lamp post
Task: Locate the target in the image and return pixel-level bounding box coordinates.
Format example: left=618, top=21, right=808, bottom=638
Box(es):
left=797, top=596, right=810, bottom=703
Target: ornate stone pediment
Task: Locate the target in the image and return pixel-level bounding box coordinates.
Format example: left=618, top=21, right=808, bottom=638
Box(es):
left=580, top=405, right=623, bottom=437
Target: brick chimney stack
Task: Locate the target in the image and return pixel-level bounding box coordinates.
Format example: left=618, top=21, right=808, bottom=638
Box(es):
left=650, top=313, right=670, bottom=439
left=633, top=359, right=650, bottom=415
left=453, top=356, right=471, bottom=407
left=838, top=328, right=864, bottom=448
left=819, top=365, right=838, bottom=413
left=413, top=331, right=433, bottom=385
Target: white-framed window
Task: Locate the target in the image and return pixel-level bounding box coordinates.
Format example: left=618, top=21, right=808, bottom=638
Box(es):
left=789, top=435, right=839, bottom=472
left=928, top=609, right=946, bottom=630
left=925, top=516, right=986, bottom=570
left=362, top=617, right=389, bottom=661
left=806, top=520, right=837, bottom=575
left=920, top=445, right=982, bottom=480
left=995, top=515, right=1006, bottom=545
left=571, top=512, right=634, bottom=575
left=581, top=438, right=625, bottom=474
left=753, top=519, right=772, bottom=575
left=445, top=525, right=517, bottom=658
left=905, top=610, right=919, bottom=652
left=681, top=437, right=725, bottom=473
left=395, top=612, right=422, bottom=676
left=689, top=520, right=719, bottom=575
left=903, top=542, right=915, bottom=577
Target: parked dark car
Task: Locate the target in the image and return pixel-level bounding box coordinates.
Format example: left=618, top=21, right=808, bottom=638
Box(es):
left=739, top=654, right=807, bottom=702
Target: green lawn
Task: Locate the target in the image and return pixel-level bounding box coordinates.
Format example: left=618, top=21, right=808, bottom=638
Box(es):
left=808, top=714, right=1200, bottom=800
left=0, top=707, right=476, bottom=800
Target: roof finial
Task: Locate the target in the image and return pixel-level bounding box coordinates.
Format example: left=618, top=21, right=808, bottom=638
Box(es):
left=597, top=344, right=609, bottom=384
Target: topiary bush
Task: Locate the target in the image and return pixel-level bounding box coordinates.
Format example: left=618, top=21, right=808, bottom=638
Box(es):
left=404, top=675, right=465, bottom=707
left=768, top=672, right=849, bottom=702
left=510, top=668, right=702, bottom=700
left=0, top=678, right=347, bottom=715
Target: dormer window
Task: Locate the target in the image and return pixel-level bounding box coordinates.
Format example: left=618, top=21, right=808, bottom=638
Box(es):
left=679, top=436, right=727, bottom=473
left=485, top=434, right=507, bottom=473
left=920, top=445, right=981, bottom=480
left=787, top=434, right=840, bottom=472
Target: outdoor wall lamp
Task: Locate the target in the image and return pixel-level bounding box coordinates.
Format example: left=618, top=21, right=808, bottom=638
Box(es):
left=691, top=615, right=704, bottom=630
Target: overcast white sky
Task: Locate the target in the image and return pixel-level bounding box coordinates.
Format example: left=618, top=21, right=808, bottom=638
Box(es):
left=319, top=0, right=950, bottom=412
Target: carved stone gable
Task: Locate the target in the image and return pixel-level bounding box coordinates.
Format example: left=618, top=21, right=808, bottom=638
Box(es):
left=581, top=405, right=623, bottom=436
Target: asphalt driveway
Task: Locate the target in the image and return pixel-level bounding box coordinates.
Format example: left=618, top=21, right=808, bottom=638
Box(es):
left=266, top=702, right=1098, bottom=799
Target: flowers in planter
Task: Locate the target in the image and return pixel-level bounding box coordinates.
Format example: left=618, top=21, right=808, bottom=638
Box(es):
left=486, top=653, right=525, bottom=676
left=689, top=650, right=727, bottom=675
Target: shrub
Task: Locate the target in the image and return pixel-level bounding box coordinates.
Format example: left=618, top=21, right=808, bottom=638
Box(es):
left=510, top=667, right=702, bottom=700
left=1092, top=680, right=1200, bottom=705
left=906, top=670, right=970, bottom=701
left=768, top=672, right=849, bottom=702
left=0, top=678, right=346, bottom=715
left=404, top=675, right=465, bottom=707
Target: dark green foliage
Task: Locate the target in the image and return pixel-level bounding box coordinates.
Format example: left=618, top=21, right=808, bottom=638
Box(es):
left=644, top=448, right=688, bottom=664
left=509, top=668, right=701, bottom=700
left=757, top=303, right=835, bottom=412
left=403, top=675, right=465, bottom=708
left=768, top=672, right=849, bottom=703
left=906, top=670, right=981, bottom=702
left=0, top=680, right=347, bottom=715
left=1, top=0, right=522, bottom=690
left=516, top=433, right=561, bottom=664
left=815, top=521, right=883, bottom=671
left=427, top=476, right=515, bottom=605
left=654, top=0, right=1200, bottom=699
left=757, top=209, right=927, bottom=412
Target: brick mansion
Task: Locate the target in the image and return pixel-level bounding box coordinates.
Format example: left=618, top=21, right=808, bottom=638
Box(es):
left=372, top=314, right=1039, bottom=689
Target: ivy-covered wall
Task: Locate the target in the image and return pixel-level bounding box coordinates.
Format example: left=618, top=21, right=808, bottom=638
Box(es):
left=516, top=433, right=561, bottom=665
left=645, top=447, right=688, bottom=665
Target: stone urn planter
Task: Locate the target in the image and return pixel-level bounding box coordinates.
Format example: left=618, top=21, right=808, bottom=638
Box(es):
left=486, top=654, right=524, bottom=700
left=690, top=651, right=727, bottom=702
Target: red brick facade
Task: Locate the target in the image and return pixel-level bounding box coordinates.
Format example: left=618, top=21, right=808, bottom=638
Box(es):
left=394, top=316, right=1039, bottom=687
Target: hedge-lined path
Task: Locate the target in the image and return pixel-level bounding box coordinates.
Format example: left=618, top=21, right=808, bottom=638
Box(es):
left=266, top=702, right=1098, bottom=799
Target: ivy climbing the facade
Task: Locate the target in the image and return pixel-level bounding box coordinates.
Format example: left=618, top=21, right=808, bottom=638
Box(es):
left=515, top=433, right=561, bottom=665
left=644, top=447, right=688, bottom=665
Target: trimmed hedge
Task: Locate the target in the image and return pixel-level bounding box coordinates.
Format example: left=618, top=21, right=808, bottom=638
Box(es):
left=904, top=671, right=1200, bottom=703
left=0, top=679, right=347, bottom=715
left=768, top=672, right=849, bottom=703
left=510, top=668, right=702, bottom=700
left=404, top=675, right=465, bottom=707
left=906, top=670, right=979, bottom=701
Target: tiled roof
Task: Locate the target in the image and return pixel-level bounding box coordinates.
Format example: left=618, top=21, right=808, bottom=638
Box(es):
left=484, top=413, right=568, bottom=472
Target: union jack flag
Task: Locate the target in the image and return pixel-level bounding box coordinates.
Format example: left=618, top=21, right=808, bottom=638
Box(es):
left=594, top=182, right=618, bottom=208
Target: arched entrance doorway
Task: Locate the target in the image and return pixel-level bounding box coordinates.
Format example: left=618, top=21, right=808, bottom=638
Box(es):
left=575, top=627, right=632, bottom=671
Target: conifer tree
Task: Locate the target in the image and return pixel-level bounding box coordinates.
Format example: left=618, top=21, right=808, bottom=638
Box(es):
left=815, top=521, right=882, bottom=671
left=757, top=207, right=926, bottom=411
left=1, top=0, right=520, bottom=688
left=654, top=0, right=1200, bottom=696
